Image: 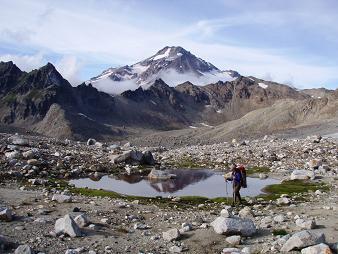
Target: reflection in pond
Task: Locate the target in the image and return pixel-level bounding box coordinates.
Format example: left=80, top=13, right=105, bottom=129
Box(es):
left=70, top=169, right=279, bottom=198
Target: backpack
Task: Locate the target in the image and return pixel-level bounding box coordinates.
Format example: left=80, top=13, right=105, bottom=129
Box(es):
left=237, top=165, right=247, bottom=188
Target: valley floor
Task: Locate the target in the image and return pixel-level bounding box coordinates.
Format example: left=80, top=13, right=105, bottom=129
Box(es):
left=1, top=132, right=338, bottom=253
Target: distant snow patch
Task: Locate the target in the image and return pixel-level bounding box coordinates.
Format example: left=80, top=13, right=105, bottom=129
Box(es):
left=153, top=47, right=171, bottom=61
left=205, top=104, right=212, bottom=108
left=78, top=113, right=95, bottom=122
left=200, top=122, right=213, bottom=127
left=258, top=82, right=268, bottom=89
left=177, top=53, right=183, bottom=57
left=189, top=126, right=197, bottom=129
left=216, top=109, right=222, bottom=113
left=248, top=78, right=255, bottom=81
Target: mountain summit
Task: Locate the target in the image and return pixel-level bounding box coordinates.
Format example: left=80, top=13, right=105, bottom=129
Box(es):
left=89, top=46, right=238, bottom=94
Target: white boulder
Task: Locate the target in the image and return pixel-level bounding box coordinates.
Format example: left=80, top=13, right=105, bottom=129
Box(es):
left=210, top=216, right=256, bottom=236
left=55, top=214, right=82, bottom=237
left=280, top=230, right=325, bottom=252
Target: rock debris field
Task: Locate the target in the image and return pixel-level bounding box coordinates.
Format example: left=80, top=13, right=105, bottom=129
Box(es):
left=0, top=133, right=338, bottom=253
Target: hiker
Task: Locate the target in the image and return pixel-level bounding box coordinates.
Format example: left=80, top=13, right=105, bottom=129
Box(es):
left=225, top=163, right=247, bottom=205
left=231, top=164, right=242, bottom=205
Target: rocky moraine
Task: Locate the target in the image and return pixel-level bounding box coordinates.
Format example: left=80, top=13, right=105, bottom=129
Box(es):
left=0, top=133, right=338, bottom=253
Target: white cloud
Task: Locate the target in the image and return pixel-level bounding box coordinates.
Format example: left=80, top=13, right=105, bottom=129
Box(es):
left=91, top=79, right=139, bottom=95
left=55, top=55, right=82, bottom=86
left=0, top=52, right=82, bottom=86
left=0, top=0, right=337, bottom=89
left=0, top=52, right=46, bottom=71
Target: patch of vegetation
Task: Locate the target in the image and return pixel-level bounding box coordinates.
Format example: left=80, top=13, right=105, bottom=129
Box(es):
left=259, top=179, right=329, bottom=200
left=246, top=166, right=271, bottom=175
left=272, top=229, right=288, bottom=236
left=175, top=156, right=203, bottom=169
left=71, top=187, right=124, bottom=199
left=3, top=92, right=17, bottom=104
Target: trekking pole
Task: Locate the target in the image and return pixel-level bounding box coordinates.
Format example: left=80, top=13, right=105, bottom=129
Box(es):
left=225, top=180, right=228, bottom=195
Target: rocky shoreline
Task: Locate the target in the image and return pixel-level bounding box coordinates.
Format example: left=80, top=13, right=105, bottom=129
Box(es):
left=1, top=133, right=338, bottom=253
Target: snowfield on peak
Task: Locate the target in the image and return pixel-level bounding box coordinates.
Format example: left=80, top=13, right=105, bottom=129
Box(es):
left=152, top=47, right=172, bottom=60
left=89, top=46, right=239, bottom=94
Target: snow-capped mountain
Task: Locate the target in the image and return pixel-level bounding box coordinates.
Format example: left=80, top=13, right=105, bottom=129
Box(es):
left=89, top=46, right=239, bottom=94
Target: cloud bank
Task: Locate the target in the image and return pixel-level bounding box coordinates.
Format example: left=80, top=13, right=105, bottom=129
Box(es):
left=0, top=0, right=337, bottom=89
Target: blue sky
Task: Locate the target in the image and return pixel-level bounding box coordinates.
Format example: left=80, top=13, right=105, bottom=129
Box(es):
left=0, top=0, right=338, bottom=88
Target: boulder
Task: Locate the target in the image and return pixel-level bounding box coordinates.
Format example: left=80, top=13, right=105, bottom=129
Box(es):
left=290, top=170, right=315, bottom=180
left=148, top=169, right=176, bottom=180
left=0, top=207, right=13, bottom=222
left=169, top=245, right=183, bottom=253
left=238, top=207, right=254, bottom=218
left=86, top=139, right=96, bottom=146
left=210, top=216, right=256, bottom=236
left=221, top=206, right=233, bottom=218
left=162, top=228, right=180, bottom=242
left=296, top=219, right=316, bottom=230
left=5, top=151, right=21, bottom=160
left=142, top=151, right=155, bottom=165
left=52, top=194, right=72, bottom=203
left=307, top=159, right=322, bottom=170
left=55, top=214, right=82, bottom=237
left=259, top=173, right=268, bottom=179
left=276, top=197, right=291, bottom=205
left=110, top=150, right=140, bottom=164
left=274, top=214, right=286, bottom=223
left=22, top=149, right=39, bottom=159
left=226, top=235, right=241, bottom=245
left=14, top=245, right=35, bottom=254
left=222, top=248, right=242, bottom=254
left=301, top=243, right=332, bottom=254
left=8, top=135, right=29, bottom=146
left=74, top=213, right=89, bottom=228
left=281, top=230, right=325, bottom=252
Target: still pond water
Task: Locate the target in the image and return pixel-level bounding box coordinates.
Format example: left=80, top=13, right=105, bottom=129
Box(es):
left=69, top=169, right=279, bottom=198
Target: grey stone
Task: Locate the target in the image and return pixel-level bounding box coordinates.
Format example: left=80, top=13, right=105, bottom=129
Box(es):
left=14, top=245, right=35, bottom=254
left=55, top=214, right=82, bottom=237
left=210, top=216, right=256, bottom=236
left=301, top=243, right=332, bottom=254
left=86, top=139, right=96, bottom=146
left=226, top=235, right=241, bottom=245
left=74, top=213, right=89, bottom=228
left=52, top=194, right=72, bottom=203
left=222, top=248, right=241, bottom=254
left=5, top=151, right=21, bottom=159
left=296, top=219, right=316, bottom=230
left=281, top=230, right=325, bottom=252
left=169, top=246, right=183, bottom=253
left=9, top=135, right=29, bottom=146
left=162, top=228, right=180, bottom=241
left=0, top=207, right=13, bottom=222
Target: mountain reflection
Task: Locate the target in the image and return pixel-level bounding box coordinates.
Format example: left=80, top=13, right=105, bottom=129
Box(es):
left=112, top=169, right=214, bottom=193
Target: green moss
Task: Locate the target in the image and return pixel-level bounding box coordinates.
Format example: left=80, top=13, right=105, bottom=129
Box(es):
left=259, top=180, right=329, bottom=200
left=71, top=187, right=124, bottom=199
left=273, top=229, right=288, bottom=236
left=246, top=166, right=270, bottom=175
